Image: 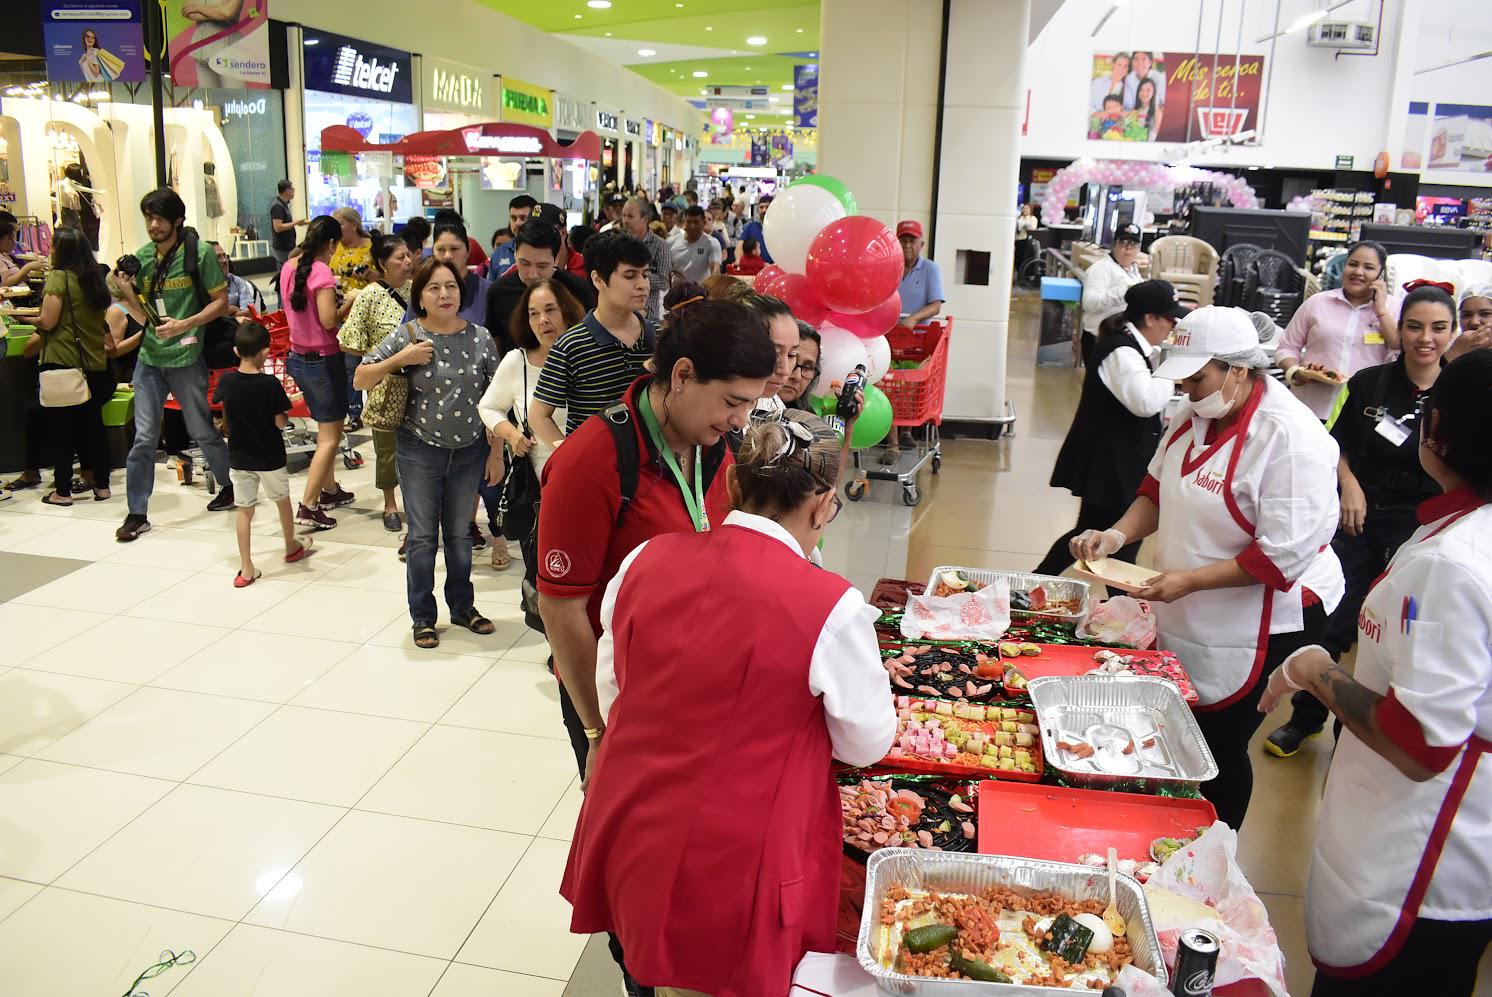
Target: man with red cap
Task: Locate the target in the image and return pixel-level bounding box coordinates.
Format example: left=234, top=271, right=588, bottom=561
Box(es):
left=895, top=220, right=945, bottom=330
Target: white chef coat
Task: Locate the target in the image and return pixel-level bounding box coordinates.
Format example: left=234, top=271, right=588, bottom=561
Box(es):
left=1081, top=253, right=1144, bottom=334
left=1098, top=323, right=1174, bottom=417
left=1307, top=492, right=1492, bottom=974
left=1139, top=375, right=1344, bottom=707
left=595, top=510, right=896, bottom=767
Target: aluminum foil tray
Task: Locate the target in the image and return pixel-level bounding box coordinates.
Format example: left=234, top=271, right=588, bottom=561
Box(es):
left=1028, top=675, right=1218, bottom=789
left=925, top=567, right=1091, bottom=626
left=857, top=849, right=1167, bottom=994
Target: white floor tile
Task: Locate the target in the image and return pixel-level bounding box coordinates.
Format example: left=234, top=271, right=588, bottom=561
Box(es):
left=7, top=517, right=131, bottom=562
left=440, top=657, right=567, bottom=740
left=0, top=754, right=22, bottom=777
left=536, top=778, right=582, bottom=843
left=503, top=632, right=553, bottom=664
left=189, top=706, right=427, bottom=807
left=0, top=511, right=66, bottom=551
left=57, top=784, right=345, bottom=920
left=0, top=887, right=232, bottom=996
left=458, top=837, right=588, bottom=980
left=17, top=617, right=230, bottom=685
left=198, top=537, right=370, bottom=582
left=124, top=571, right=308, bottom=630
left=170, top=924, right=448, bottom=997
left=0, top=877, right=41, bottom=923
left=364, top=611, right=526, bottom=657
left=36, top=688, right=276, bottom=781
left=104, top=527, right=245, bottom=572
left=359, top=725, right=574, bottom=835
left=11, top=561, right=196, bottom=614
left=0, top=670, right=137, bottom=756
left=317, top=546, right=418, bottom=594
left=0, top=604, right=111, bottom=668
left=0, top=759, right=175, bottom=882
left=434, top=963, right=566, bottom=997
left=238, top=582, right=408, bottom=644
left=290, top=644, right=492, bottom=722
left=151, top=630, right=357, bottom=703
left=244, top=810, right=528, bottom=959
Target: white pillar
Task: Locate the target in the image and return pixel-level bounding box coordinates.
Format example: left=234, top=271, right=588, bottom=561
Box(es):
left=817, top=0, right=1030, bottom=425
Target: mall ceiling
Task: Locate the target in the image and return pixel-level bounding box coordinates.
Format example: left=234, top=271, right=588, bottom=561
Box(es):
left=475, top=0, right=820, bottom=102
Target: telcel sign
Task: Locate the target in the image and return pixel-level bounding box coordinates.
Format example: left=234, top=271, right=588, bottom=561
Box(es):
left=303, top=30, right=412, bottom=103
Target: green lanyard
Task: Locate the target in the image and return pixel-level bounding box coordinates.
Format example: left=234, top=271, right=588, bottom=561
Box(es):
left=637, top=391, right=709, bottom=532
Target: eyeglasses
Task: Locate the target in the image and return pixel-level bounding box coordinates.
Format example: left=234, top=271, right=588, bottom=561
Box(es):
left=826, top=494, right=842, bottom=524
left=796, top=361, right=819, bottom=374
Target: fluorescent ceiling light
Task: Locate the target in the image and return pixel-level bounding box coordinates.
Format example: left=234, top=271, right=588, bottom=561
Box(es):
left=692, top=71, right=709, bottom=77
left=637, top=48, right=656, bottom=56
left=587, top=0, right=611, bottom=7
left=747, top=36, right=767, bottom=45
left=796, top=28, right=804, bottom=33
left=303, top=38, right=319, bottom=45
left=781, top=83, right=792, bottom=90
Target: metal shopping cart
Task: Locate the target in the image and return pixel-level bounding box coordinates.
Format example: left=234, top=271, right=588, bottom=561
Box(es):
left=166, top=310, right=364, bottom=492
left=844, top=319, right=951, bottom=508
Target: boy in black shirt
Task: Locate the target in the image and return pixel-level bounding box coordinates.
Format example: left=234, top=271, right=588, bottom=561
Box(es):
left=212, top=321, right=311, bottom=586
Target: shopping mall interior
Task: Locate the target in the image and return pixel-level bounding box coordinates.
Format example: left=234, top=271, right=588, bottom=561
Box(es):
left=1, top=0, right=1491, bottom=994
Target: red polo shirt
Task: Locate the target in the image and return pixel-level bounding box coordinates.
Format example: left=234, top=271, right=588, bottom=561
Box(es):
left=537, top=375, right=735, bottom=637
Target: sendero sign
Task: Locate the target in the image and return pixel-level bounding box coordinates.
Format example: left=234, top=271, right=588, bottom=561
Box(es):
left=500, top=76, right=552, bottom=128
left=303, top=29, right=412, bottom=103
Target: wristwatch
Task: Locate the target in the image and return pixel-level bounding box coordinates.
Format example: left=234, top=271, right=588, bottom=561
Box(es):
left=584, top=723, right=606, bottom=742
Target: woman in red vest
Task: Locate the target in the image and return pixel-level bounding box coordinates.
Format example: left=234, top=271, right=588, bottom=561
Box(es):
left=561, top=410, right=897, bottom=997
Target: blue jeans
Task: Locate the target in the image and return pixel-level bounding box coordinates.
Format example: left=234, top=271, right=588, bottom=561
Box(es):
left=126, top=359, right=231, bottom=515
left=396, top=429, right=484, bottom=624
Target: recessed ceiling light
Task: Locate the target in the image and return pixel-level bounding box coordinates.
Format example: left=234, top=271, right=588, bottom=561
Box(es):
left=745, top=66, right=752, bottom=70
left=747, top=36, right=767, bottom=45
left=768, top=96, right=780, bottom=103
left=796, top=27, right=804, bottom=33
left=781, top=84, right=792, bottom=90
left=637, top=48, right=656, bottom=56
left=810, top=51, right=818, bottom=56
left=705, top=26, right=713, bottom=31
left=605, top=32, right=612, bottom=36
left=747, top=114, right=756, bottom=120
left=587, top=0, right=611, bottom=7
left=573, top=12, right=581, bottom=17
left=692, top=70, right=709, bottom=77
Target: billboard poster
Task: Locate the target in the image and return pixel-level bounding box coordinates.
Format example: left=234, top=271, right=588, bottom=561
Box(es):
left=794, top=63, right=818, bottom=128
left=1427, top=103, right=1492, bottom=173
left=165, top=0, right=271, bottom=89
left=42, top=0, right=146, bottom=84
left=1400, top=101, right=1430, bottom=169
left=1088, top=50, right=1263, bottom=143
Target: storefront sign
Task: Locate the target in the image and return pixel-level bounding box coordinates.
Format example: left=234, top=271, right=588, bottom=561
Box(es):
left=646, top=119, right=660, bottom=147
left=794, top=64, right=819, bottom=128
left=596, top=109, right=619, bottom=133
left=303, top=29, right=412, bottom=103
left=553, top=93, right=587, bottom=133
left=500, top=76, right=553, bottom=128
left=625, top=119, right=642, bottom=138
left=1086, top=50, right=1264, bottom=143
left=426, top=60, right=491, bottom=114
left=222, top=96, right=268, bottom=118
left=464, top=132, right=543, bottom=155
left=42, top=0, right=146, bottom=83
left=165, top=0, right=271, bottom=89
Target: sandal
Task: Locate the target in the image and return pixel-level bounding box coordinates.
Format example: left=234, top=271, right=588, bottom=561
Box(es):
left=233, top=569, right=263, bottom=588
left=92, top=488, right=111, bottom=501
left=412, top=622, right=440, bottom=649
left=285, top=536, right=314, bottom=563
left=40, top=492, right=74, bottom=507
left=4, top=475, right=40, bottom=492
left=451, top=610, right=496, bottom=635
left=489, top=541, right=512, bottom=571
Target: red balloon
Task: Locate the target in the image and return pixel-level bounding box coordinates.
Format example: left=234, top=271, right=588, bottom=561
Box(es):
left=829, top=290, right=901, bottom=339
left=773, top=272, right=831, bottom=327
left=755, top=264, right=787, bottom=289
left=805, top=216, right=903, bottom=314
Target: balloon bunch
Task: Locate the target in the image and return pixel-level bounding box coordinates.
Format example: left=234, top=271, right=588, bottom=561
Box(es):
left=1038, top=158, right=1261, bottom=226
left=755, top=174, right=901, bottom=447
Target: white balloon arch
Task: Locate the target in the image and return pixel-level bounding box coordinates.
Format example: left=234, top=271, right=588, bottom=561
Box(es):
left=1039, top=158, right=1261, bottom=226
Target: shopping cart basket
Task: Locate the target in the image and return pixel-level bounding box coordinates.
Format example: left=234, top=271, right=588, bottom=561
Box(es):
left=845, top=319, right=951, bottom=507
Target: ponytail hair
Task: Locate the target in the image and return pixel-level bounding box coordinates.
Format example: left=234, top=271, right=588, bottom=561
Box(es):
left=733, top=410, right=842, bottom=518
left=290, top=215, right=340, bottom=313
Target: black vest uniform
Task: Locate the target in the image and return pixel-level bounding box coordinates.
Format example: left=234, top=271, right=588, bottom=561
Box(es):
left=1049, top=327, right=1163, bottom=510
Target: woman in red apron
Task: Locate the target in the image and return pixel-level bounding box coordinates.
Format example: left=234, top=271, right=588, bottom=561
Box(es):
left=1257, top=349, right=1492, bottom=996
left=1073, top=306, right=1343, bottom=829
left=561, top=411, right=897, bottom=997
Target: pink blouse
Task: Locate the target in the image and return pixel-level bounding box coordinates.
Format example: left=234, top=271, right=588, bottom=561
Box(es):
left=1277, top=288, right=1402, bottom=419
left=280, top=259, right=340, bottom=354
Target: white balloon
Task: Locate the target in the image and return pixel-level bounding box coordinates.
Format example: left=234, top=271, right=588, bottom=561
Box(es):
left=763, top=184, right=847, bottom=274
left=864, top=333, right=892, bottom=383
left=812, top=323, right=871, bottom=399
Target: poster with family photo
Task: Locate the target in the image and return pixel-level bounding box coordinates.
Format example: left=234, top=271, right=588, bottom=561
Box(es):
left=1089, top=50, right=1264, bottom=144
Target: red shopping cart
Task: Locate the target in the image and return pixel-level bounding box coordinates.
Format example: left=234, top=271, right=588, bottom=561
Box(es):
left=845, top=319, right=951, bottom=507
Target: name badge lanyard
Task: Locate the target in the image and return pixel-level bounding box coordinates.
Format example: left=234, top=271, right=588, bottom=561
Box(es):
left=638, top=393, right=708, bottom=533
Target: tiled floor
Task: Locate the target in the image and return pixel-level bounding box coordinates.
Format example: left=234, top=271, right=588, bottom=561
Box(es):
left=1, top=293, right=1486, bottom=996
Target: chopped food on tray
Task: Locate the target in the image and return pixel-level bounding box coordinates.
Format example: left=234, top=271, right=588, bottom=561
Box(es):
left=1005, top=665, right=1029, bottom=691
left=1076, top=853, right=1162, bottom=884
left=1087, top=649, right=1198, bottom=701
left=840, top=779, right=978, bottom=856
left=1010, top=582, right=1084, bottom=617
left=932, top=570, right=987, bottom=598
left=875, top=884, right=1134, bottom=987
left=887, top=698, right=1039, bottom=774
left=881, top=645, right=1003, bottom=700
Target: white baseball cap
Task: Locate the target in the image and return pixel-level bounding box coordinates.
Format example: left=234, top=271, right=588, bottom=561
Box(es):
left=1153, top=306, right=1263, bottom=380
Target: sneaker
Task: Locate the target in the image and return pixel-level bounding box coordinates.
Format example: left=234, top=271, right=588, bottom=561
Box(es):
left=397, top=534, right=407, bottom=562
left=206, top=486, right=235, bottom=512
left=1263, top=722, right=1324, bottom=759
left=116, top=513, right=151, bottom=542
left=319, top=485, right=355, bottom=509
left=469, top=523, right=487, bottom=550
left=296, top=504, right=338, bottom=530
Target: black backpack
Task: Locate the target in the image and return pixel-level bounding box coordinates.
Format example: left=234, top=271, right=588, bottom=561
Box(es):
left=180, top=227, right=240, bottom=369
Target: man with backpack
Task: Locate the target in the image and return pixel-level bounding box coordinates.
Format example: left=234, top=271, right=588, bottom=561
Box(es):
left=114, top=188, right=235, bottom=542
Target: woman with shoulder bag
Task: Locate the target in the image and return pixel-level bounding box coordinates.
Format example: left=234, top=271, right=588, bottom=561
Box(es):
left=478, top=278, right=584, bottom=569
left=32, top=227, right=114, bottom=505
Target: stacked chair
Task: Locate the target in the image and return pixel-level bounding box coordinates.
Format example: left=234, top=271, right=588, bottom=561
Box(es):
left=1147, top=235, right=1220, bottom=307
left=1243, top=249, right=1307, bottom=326
left=1218, top=243, right=1265, bottom=307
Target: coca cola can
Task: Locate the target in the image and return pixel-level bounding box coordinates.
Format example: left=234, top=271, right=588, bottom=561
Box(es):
left=1171, top=927, right=1219, bottom=996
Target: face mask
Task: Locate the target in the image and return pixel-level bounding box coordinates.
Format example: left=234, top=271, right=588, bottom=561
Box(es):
left=1192, top=371, right=1240, bottom=420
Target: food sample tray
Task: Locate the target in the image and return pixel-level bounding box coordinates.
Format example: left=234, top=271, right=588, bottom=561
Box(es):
left=840, top=776, right=981, bottom=863
left=875, top=699, right=1044, bottom=783
left=1001, top=643, right=1198, bottom=704
left=925, top=566, right=1091, bottom=625
left=1028, top=676, right=1218, bottom=791
left=975, top=781, right=1216, bottom=866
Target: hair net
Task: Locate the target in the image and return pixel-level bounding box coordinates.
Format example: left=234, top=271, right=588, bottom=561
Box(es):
left=1460, top=282, right=1492, bottom=306
left=1247, top=310, right=1279, bottom=344
left=1214, top=344, right=1273, bottom=371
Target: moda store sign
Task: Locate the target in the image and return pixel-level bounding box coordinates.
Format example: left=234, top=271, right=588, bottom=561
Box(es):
left=427, top=60, right=492, bottom=115
left=303, top=29, right=412, bottom=103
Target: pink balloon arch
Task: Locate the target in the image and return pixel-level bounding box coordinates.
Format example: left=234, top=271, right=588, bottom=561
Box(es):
left=1039, top=159, right=1260, bottom=227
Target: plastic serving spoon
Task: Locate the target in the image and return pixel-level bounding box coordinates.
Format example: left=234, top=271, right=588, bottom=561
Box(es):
left=1104, top=847, right=1127, bottom=937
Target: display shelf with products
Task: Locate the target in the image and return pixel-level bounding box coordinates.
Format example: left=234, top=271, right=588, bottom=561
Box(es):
left=1307, top=188, right=1373, bottom=274
left=1467, top=196, right=1492, bottom=236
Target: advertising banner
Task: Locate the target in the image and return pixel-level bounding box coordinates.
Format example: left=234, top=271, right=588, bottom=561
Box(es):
left=500, top=76, right=553, bottom=129
left=42, top=0, right=146, bottom=83
left=303, top=29, right=412, bottom=103
left=1427, top=103, right=1492, bottom=173
left=1087, top=50, right=1263, bottom=143
left=165, top=0, right=270, bottom=89
left=425, top=59, right=492, bottom=116
left=794, top=63, right=818, bottom=128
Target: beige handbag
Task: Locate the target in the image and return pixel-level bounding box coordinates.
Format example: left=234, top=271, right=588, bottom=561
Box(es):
left=38, top=284, right=91, bottom=408
left=362, top=321, right=418, bottom=431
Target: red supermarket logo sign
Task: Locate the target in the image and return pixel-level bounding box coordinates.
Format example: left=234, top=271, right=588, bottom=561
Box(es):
left=1195, top=106, right=1250, bottom=139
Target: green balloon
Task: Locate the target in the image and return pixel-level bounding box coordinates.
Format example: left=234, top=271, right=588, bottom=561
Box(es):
left=791, top=174, right=858, bottom=215
left=849, top=384, right=893, bottom=449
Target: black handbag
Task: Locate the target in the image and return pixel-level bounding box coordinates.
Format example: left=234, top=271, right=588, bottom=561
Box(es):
left=497, top=358, right=541, bottom=541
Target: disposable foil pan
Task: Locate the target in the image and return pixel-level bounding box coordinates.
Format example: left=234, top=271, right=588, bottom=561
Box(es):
left=1028, top=675, right=1218, bottom=789
left=857, top=849, right=1167, bottom=994
left=926, top=567, right=1091, bottom=625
